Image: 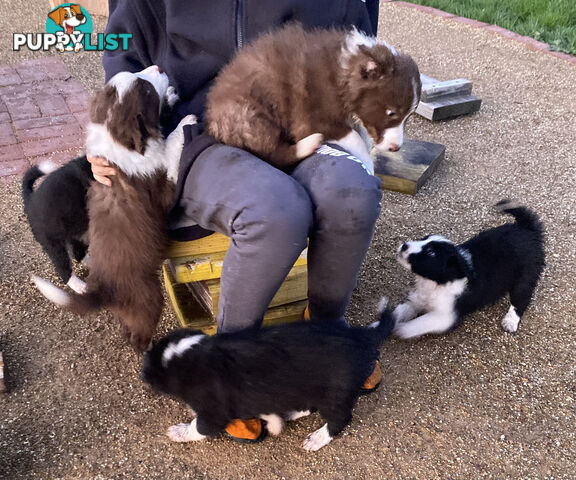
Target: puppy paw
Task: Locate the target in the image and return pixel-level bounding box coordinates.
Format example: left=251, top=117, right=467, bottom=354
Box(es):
left=296, top=133, right=324, bottom=159
left=285, top=410, right=312, bottom=421
left=179, top=114, right=198, bottom=128
left=393, top=303, right=415, bottom=323
left=121, top=326, right=152, bottom=352
left=393, top=321, right=422, bottom=340
left=167, top=421, right=206, bottom=442
left=260, top=414, right=284, bottom=436
left=81, top=253, right=91, bottom=267
left=166, top=86, right=179, bottom=107
left=501, top=307, right=520, bottom=333
left=302, top=424, right=333, bottom=451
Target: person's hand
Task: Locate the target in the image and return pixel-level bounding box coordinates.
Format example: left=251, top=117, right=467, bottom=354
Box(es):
left=87, top=154, right=116, bottom=186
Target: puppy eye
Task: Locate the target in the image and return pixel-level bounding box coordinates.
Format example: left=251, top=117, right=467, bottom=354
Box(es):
left=425, top=249, right=436, bottom=257
left=385, top=109, right=397, bottom=118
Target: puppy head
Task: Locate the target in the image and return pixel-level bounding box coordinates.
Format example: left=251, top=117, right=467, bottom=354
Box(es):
left=142, top=328, right=206, bottom=395
left=89, top=66, right=170, bottom=154
left=397, top=235, right=470, bottom=284
left=344, top=35, right=421, bottom=153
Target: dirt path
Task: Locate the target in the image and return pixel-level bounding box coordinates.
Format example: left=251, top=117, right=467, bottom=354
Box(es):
left=1, top=3, right=575, bottom=479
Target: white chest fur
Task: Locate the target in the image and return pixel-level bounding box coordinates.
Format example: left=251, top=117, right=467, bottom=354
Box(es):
left=86, top=123, right=167, bottom=179
left=410, top=276, right=468, bottom=313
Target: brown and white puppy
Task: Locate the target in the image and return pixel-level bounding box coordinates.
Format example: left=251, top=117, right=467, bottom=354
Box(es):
left=34, top=65, right=196, bottom=351
left=206, top=24, right=421, bottom=173
left=48, top=4, right=86, bottom=52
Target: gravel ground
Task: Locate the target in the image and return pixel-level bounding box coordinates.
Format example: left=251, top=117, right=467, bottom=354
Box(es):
left=1, top=2, right=576, bottom=479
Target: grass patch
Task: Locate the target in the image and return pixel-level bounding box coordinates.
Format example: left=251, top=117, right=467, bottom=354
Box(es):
left=407, top=0, right=576, bottom=55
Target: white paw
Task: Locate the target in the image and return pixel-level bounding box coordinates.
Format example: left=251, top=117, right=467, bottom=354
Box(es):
left=81, top=253, right=91, bottom=267
left=285, top=410, right=312, bottom=421
left=394, top=321, right=424, bottom=340
left=166, top=86, right=179, bottom=107
left=377, top=296, right=389, bottom=313
left=167, top=420, right=206, bottom=442
left=302, top=424, right=333, bottom=451
left=393, top=303, right=415, bottom=323
left=501, top=307, right=520, bottom=333
left=296, top=133, right=324, bottom=159
left=67, top=275, right=87, bottom=294
left=179, top=114, right=197, bottom=128
left=260, top=414, right=284, bottom=436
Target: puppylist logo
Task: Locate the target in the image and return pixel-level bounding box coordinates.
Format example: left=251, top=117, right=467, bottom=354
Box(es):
left=13, top=3, right=131, bottom=53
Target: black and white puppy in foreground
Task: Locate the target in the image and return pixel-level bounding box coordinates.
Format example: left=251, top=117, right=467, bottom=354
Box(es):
left=22, top=156, right=94, bottom=294
left=142, top=307, right=395, bottom=451
left=393, top=200, right=544, bottom=339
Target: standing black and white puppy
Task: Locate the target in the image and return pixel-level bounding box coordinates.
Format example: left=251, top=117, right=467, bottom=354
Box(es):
left=142, top=306, right=395, bottom=451
left=393, top=200, right=545, bottom=339
left=22, top=156, right=93, bottom=293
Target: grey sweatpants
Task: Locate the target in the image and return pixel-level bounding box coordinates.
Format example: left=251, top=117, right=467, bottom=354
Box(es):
left=176, top=143, right=382, bottom=333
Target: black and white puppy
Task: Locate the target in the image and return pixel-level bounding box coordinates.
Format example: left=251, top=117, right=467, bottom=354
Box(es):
left=393, top=200, right=545, bottom=339
left=142, top=307, right=395, bottom=451
left=22, top=156, right=93, bottom=293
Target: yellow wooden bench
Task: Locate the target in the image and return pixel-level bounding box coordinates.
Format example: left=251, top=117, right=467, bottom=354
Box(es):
left=163, top=232, right=308, bottom=334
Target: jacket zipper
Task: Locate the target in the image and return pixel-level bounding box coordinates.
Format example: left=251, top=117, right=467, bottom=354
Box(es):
left=235, top=0, right=244, bottom=49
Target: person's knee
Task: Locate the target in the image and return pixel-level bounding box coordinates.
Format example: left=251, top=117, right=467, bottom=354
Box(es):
left=313, top=160, right=382, bottom=234
left=233, top=175, right=312, bottom=248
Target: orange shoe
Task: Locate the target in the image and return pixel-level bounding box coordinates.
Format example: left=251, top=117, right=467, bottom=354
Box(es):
left=360, top=360, right=382, bottom=394
left=224, top=418, right=265, bottom=443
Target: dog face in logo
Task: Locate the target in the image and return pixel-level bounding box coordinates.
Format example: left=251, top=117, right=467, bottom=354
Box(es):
left=48, top=4, right=87, bottom=52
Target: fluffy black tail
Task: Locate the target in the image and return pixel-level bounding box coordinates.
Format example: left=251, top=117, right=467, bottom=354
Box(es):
left=495, top=199, right=543, bottom=235
left=368, top=298, right=396, bottom=346
left=21, top=162, right=56, bottom=211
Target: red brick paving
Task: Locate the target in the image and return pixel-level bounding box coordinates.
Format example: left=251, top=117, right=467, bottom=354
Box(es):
left=0, top=57, right=89, bottom=180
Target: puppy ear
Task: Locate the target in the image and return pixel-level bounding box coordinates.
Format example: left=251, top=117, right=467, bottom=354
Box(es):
left=135, top=114, right=151, bottom=155
left=48, top=7, right=64, bottom=26
left=71, top=4, right=83, bottom=15
left=106, top=79, right=161, bottom=155
left=89, top=85, right=117, bottom=124
left=446, top=252, right=471, bottom=279
left=359, top=45, right=395, bottom=80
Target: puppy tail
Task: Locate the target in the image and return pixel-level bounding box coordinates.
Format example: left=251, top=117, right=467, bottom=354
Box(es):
left=32, top=275, right=105, bottom=315
left=367, top=297, right=396, bottom=345
left=21, top=162, right=57, bottom=210
left=495, top=199, right=543, bottom=235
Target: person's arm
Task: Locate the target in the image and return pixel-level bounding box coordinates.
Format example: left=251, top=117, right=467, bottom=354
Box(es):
left=340, top=0, right=377, bottom=36
left=102, top=0, right=159, bottom=80
left=365, top=0, right=380, bottom=35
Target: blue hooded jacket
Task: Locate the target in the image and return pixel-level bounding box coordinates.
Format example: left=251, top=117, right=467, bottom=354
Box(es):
left=102, top=0, right=379, bottom=239
left=103, top=0, right=378, bottom=126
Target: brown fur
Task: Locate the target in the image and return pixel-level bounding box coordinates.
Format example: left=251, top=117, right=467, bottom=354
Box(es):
left=69, top=78, right=172, bottom=351
left=82, top=171, right=173, bottom=350
left=205, top=24, right=421, bottom=169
